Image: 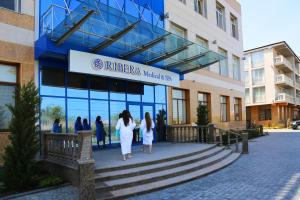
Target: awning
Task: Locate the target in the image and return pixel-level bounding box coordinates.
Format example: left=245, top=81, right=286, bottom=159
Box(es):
left=41, top=1, right=225, bottom=75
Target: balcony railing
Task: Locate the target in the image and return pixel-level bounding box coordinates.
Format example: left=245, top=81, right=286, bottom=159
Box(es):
left=274, top=56, right=293, bottom=71
left=275, top=74, right=294, bottom=87
left=275, top=93, right=294, bottom=104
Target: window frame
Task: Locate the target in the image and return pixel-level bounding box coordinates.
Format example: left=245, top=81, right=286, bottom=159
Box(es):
left=220, top=95, right=230, bottom=122
left=230, top=13, right=238, bottom=39
left=0, top=0, right=21, bottom=12
left=172, top=88, right=187, bottom=125
left=0, top=62, right=19, bottom=132
left=253, top=86, right=266, bottom=103
left=216, top=2, right=226, bottom=31
left=234, top=97, right=242, bottom=121
left=198, top=92, right=211, bottom=122
left=194, top=0, right=207, bottom=17
left=258, top=105, right=272, bottom=121
left=232, top=55, right=240, bottom=81
left=218, top=47, right=228, bottom=76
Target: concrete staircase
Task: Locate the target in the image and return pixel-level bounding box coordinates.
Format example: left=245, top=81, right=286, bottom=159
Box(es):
left=94, top=145, right=240, bottom=200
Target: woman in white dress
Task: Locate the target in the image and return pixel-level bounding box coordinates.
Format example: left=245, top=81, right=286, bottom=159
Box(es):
left=140, top=112, right=155, bottom=153
left=116, top=110, right=136, bottom=161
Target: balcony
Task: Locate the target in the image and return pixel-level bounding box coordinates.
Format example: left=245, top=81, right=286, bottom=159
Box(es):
left=275, top=93, right=294, bottom=104
left=274, top=55, right=293, bottom=72
left=275, top=74, right=294, bottom=87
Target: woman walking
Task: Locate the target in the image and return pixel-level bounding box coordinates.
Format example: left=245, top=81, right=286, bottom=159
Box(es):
left=140, top=112, right=155, bottom=153
left=96, top=116, right=106, bottom=149
left=116, top=110, right=136, bottom=161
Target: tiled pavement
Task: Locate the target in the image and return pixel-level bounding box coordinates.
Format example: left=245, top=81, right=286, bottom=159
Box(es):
left=129, top=132, right=300, bottom=200
left=6, top=132, right=300, bottom=200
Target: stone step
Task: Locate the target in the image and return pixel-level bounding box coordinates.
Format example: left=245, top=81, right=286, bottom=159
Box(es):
left=95, top=153, right=240, bottom=200
left=95, top=149, right=232, bottom=192
left=94, top=146, right=224, bottom=182
left=95, top=144, right=217, bottom=173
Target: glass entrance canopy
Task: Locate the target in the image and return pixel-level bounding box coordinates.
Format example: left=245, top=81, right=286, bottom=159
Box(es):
left=40, top=0, right=225, bottom=75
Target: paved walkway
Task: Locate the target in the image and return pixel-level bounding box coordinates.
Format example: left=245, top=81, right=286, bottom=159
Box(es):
left=129, top=132, right=300, bottom=200
left=6, top=132, right=300, bottom=200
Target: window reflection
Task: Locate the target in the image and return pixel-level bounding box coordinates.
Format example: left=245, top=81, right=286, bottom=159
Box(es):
left=142, top=85, right=154, bottom=103
left=110, top=101, right=125, bottom=143
left=155, top=85, right=166, bottom=103
left=90, top=76, right=108, bottom=99
left=0, top=86, right=15, bottom=130
left=110, top=80, right=126, bottom=101
left=67, top=98, right=89, bottom=133
left=40, top=68, right=65, bottom=96
left=90, top=100, right=109, bottom=145
left=67, top=73, right=88, bottom=98
left=41, top=97, right=66, bottom=132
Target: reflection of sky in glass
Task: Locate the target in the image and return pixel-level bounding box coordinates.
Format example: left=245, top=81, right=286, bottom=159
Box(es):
left=155, top=85, right=166, bottom=103
left=90, top=90, right=108, bottom=99
left=142, top=85, right=154, bottom=103
left=41, top=85, right=65, bottom=97
left=67, top=98, right=89, bottom=133
left=41, top=97, right=66, bottom=132
left=110, top=101, right=125, bottom=143
left=127, top=94, right=141, bottom=102
left=129, top=105, right=141, bottom=126
left=67, top=88, right=88, bottom=98
left=110, top=92, right=126, bottom=101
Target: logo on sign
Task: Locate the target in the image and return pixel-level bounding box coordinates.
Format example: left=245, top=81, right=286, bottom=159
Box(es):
left=92, top=58, right=104, bottom=71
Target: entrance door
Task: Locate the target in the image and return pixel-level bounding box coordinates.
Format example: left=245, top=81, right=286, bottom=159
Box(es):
left=127, top=103, right=155, bottom=143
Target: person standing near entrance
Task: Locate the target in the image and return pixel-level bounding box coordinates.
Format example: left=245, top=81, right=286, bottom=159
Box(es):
left=74, top=116, right=83, bottom=133
left=116, top=110, right=136, bottom=161
left=96, top=116, right=106, bottom=149
left=83, top=118, right=91, bottom=130
left=140, top=112, right=155, bottom=153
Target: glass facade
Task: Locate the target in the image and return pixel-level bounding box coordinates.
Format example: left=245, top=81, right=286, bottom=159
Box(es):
left=39, top=66, right=167, bottom=145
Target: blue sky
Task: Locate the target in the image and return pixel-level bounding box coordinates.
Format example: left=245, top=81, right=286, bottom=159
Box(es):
left=240, top=0, right=300, bottom=55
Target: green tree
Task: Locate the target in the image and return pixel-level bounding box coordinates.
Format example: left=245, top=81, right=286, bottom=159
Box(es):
left=197, top=104, right=209, bottom=126
left=156, top=109, right=167, bottom=142
left=48, top=106, right=64, bottom=121
left=3, top=81, right=40, bottom=191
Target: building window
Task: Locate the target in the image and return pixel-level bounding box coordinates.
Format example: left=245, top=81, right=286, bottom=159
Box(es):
left=253, top=86, right=265, bottom=103
left=259, top=105, right=271, bottom=121
left=0, top=64, right=17, bottom=130
left=216, top=2, right=226, bottom=31
left=194, top=0, right=207, bottom=17
left=178, top=0, right=186, bottom=4
left=220, top=96, right=229, bottom=122
left=252, top=68, right=265, bottom=85
left=169, top=23, right=187, bottom=60
left=243, top=55, right=251, bottom=69
left=251, top=51, right=264, bottom=67
left=245, top=71, right=249, bottom=86
left=234, top=98, right=242, bottom=121
left=230, top=13, right=238, bottom=39
left=245, top=88, right=250, bottom=104
left=198, top=92, right=210, bottom=122
left=218, top=48, right=228, bottom=76
left=232, top=55, right=240, bottom=80
left=196, top=35, right=209, bottom=49
left=172, top=89, right=187, bottom=124
left=169, top=23, right=186, bottom=38
left=0, top=0, right=20, bottom=12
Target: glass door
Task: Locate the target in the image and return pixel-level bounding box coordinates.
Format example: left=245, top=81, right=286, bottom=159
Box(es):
left=127, top=103, right=141, bottom=144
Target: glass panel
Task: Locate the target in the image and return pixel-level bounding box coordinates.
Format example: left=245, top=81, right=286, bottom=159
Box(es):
left=218, top=48, right=228, bottom=76
left=90, top=76, right=108, bottom=99
left=0, top=86, right=15, bottom=130
left=41, top=97, right=66, bottom=132
left=172, top=99, right=178, bottom=124
left=0, top=0, right=15, bottom=11
left=155, top=85, right=166, bottom=104
left=155, top=104, right=167, bottom=142
left=90, top=100, right=109, bottom=145
left=0, top=64, right=16, bottom=83
left=142, top=85, right=154, bottom=103
left=172, top=89, right=185, bottom=99
left=110, top=80, right=126, bottom=101
left=128, top=105, right=141, bottom=126
left=252, top=68, right=265, bottom=85
left=232, top=55, right=240, bottom=80
left=40, top=68, right=65, bottom=97
left=67, top=99, right=89, bottom=133
left=252, top=51, right=264, bottom=67
left=67, top=73, right=88, bottom=98
left=127, top=94, right=141, bottom=102
left=253, top=87, right=265, bottom=103
left=143, top=105, right=154, bottom=119
left=110, top=101, right=126, bottom=143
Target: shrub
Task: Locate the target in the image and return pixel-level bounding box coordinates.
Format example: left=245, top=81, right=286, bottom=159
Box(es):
left=38, top=175, right=63, bottom=188
left=3, top=81, right=41, bottom=191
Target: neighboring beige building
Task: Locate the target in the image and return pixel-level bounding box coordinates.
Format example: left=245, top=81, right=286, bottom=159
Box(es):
left=165, top=0, right=245, bottom=129
left=244, top=42, right=300, bottom=127
left=0, top=0, right=35, bottom=163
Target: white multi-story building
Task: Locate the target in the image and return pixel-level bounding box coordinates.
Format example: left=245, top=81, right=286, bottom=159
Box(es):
left=244, top=41, right=300, bottom=127
left=165, top=0, right=245, bottom=129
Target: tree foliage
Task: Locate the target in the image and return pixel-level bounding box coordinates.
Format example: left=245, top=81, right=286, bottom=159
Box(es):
left=3, top=81, right=41, bottom=190
left=197, top=104, right=209, bottom=126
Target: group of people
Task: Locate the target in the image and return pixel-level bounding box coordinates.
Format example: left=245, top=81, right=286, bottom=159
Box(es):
left=116, top=110, right=155, bottom=161
left=52, top=110, right=155, bottom=161
left=52, top=116, right=107, bottom=149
